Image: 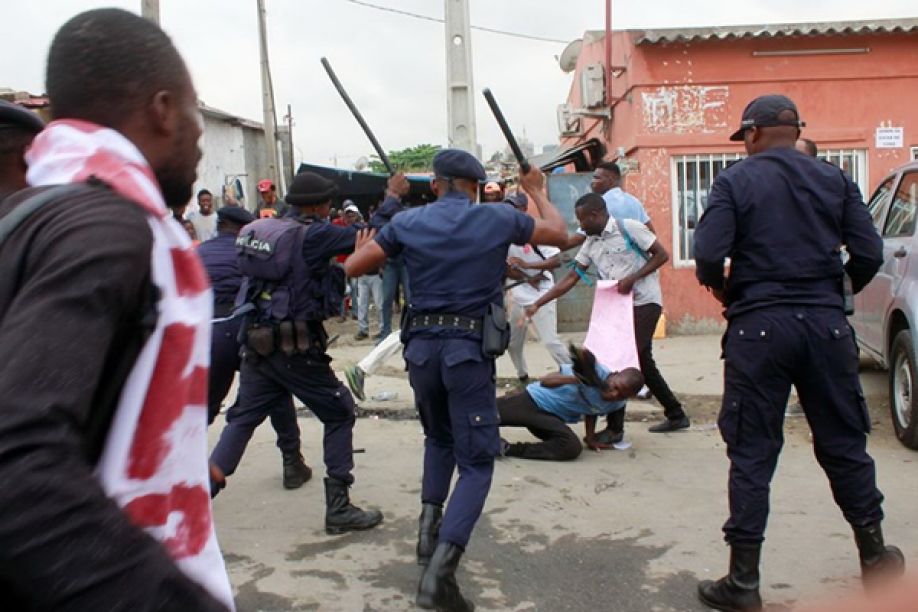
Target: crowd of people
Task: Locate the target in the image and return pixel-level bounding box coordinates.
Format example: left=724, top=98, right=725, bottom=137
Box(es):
left=0, top=7, right=909, bottom=612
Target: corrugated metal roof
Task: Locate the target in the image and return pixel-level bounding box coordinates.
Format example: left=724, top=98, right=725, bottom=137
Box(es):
left=630, top=17, right=918, bottom=45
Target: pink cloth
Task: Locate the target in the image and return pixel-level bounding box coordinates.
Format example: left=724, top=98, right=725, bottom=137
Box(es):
left=583, top=280, right=640, bottom=372
left=26, top=120, right=234, bottom=609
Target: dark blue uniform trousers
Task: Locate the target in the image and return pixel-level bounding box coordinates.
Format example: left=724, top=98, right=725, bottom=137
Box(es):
left=210, top=349, right=356, bottom=484
left=208, top=318, right=300, bottom=454
left=404, top=337, right=501, bottom=550
left=719, top=306, right=884, bottom=544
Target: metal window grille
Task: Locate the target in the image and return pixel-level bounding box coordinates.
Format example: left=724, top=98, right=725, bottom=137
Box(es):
left=818, top=149, right=868, bottom=195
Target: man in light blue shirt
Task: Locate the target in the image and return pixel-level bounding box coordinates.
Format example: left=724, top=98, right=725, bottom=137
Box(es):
left=498, top=359, right=644, bottom=461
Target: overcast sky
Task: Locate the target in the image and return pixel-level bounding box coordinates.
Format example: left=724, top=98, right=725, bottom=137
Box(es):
left=4, top=1, right=916, bottom=169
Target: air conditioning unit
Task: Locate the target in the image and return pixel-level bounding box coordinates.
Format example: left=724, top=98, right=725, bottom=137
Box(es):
left=581, top=63, right=606, bottom=109
left=557, top=103, right=581, bottom=136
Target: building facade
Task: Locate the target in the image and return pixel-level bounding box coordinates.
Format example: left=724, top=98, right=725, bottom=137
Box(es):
left=558, top=18, right=918, bottom=331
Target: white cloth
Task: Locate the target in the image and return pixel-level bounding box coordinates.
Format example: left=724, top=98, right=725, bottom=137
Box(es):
left=358, top=331, right=403, bottom=376
left=583, top=281, right=640, bottom=372
left=357, top=274, right=384, bottom=334
left=508, top=299, right=570, bottom=378
left=575, top=217, right=662, bottom=307
left=26, top=120, right=234, bottom=610
left=186, top=210, right=218, bottom=242
left=506, top=244, right=560, bottom=306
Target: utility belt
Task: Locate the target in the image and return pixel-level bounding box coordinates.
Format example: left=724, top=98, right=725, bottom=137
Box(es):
left=244, top=320, right=328, bottom=357
left=401, top=303, right=510, bottom=358
left=213, top=302, right=236, bottom=318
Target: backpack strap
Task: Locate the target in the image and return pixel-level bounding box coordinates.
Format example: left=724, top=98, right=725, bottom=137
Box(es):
left=614, top=217, right=650, bottom=262
left=0, top=184, right=92, bottom=247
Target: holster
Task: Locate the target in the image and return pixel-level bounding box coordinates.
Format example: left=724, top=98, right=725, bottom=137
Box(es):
left=481, top=303, right=510, bottom=359
left=246, top=324, right=276, bottom=357
left=399, top=306, right=412, bottom=345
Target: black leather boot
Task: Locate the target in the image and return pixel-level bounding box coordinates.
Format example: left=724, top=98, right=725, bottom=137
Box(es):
left=417, top=503, right=443, bottom=566
left=853, top=522, right=905, bottom=589
left=282, top=450, right=312, bottom=490
left=697, top=543, right=763, bottom=612
left=416, top=542, right=474, bottom=612
left=324, top=477, right=383, bottom=535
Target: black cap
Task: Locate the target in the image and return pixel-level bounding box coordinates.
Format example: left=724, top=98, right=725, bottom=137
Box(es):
left=432, top=149, right=487, bottom=182
left=285, top=172, right=338, bottom=206
left=0, top=100, right=45, bottom=133
left=729, top=94, right=805, bottom=142
left=217, top=206, right=255, bottom=225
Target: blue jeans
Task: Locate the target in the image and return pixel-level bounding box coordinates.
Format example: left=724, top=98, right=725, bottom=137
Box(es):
left=380, top=256, right=410, bottom=337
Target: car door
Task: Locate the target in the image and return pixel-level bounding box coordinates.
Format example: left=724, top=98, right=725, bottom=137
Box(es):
left=860, top=172, right=918, bottom=355
left=855, top=176, right=897, bottom=353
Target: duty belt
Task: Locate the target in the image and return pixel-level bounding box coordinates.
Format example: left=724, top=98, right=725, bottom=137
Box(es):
left=410, top=313, right=482, bottom=332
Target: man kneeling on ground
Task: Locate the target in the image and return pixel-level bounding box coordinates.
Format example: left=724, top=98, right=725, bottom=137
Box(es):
left=498, top=352, right=644, bottom=461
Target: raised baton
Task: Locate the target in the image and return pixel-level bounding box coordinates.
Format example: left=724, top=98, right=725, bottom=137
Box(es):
left=482, top=88, right=530, bottom=173
left=320, top=57, right=394, bottom=175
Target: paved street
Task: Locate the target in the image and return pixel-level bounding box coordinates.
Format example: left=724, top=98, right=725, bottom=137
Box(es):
left=211, top=322, right=915, bottom=611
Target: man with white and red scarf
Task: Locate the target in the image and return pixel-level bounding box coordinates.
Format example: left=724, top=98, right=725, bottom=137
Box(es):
left=0, top=9, right=233, bottom=611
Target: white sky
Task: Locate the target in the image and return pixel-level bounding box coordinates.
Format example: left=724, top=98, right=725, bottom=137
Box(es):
left=3, top=1, right=916, bottom=168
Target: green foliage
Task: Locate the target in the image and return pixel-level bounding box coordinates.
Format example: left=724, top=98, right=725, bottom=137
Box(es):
left=368, top=144, right=442, bottom=173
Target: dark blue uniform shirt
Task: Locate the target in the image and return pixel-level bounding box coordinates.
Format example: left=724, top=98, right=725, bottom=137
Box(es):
left=197, top=231, right=242, bottom=311
left=693, top=147, right=883, bottom=318
left=369, top=195, right=404, bottom=228
left=375, top=192, right=535, bottom=324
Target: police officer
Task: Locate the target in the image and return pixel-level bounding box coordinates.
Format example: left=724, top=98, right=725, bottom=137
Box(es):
left=346, top=150, right=568, bottom=611
left=197, top=205, right=312, bottom=490
left=0, top=100, right=44, bottom=201
left=693, top=94, right=903, bottom=611
left=209, top=171, right=382, bottom=534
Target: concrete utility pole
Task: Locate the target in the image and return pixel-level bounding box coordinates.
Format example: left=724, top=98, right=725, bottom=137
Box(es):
left=256, top=0, right=280, bottom=186
left=444, top=0, right=478, bottom=156
left=141, top=0, right=160, bottom=25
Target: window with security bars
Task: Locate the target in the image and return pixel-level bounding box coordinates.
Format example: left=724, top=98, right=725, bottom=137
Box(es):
left=911, top=146, right=918, bottom=161
left=818, top=149, right=868, bottom=195
left=672, top=153, right=743, bottom=263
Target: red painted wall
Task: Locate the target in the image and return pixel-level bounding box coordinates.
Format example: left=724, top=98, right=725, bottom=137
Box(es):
left=562, top=29, right=918, bottom=331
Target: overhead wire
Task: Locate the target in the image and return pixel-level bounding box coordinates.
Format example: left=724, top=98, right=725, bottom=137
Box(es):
left=344, top=0, right=570, bottom=44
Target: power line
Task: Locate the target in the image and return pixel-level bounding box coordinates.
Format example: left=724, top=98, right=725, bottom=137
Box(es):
left=344, top=0, right=570, bottom=44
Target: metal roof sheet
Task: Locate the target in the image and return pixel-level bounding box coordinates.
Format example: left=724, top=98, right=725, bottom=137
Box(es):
left=619, top=17, right=918, bottom=45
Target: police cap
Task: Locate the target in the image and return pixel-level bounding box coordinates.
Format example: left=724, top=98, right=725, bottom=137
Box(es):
left=432, top=149, right=487, bottom=182
left=729, top=94, right=805, bottom=142
left=217, top=205, right=255, bottom=226
left=0, top=100, right=45, bottom=134
left=285, top=172, right=338, bottom=206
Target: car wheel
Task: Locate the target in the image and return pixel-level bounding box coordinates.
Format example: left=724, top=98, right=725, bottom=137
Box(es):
left=889, top=330, right=918, bottom=450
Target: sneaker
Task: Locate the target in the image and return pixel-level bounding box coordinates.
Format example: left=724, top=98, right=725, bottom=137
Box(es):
left=648, top=415, right=691, bottom=433
left=354, top=330, right=369, bottom=341
left=345, top=365, right=366, bottom=401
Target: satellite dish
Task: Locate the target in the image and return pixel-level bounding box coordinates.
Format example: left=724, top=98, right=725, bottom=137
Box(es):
left=559, top=39, right=583, bottom=73
left=355, top=156, right=369, bottom=171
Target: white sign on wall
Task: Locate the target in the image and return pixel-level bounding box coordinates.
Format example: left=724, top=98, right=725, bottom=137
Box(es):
left=876, top=127, right=904, bottom=149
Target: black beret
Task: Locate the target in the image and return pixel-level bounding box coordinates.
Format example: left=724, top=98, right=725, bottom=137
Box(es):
left=432, top=149, right=487, bottom=182
left=285, top=172, right=338, bottom=206
left=217, top=205, right=255, bottom=225
left=0, top=100, right=44, bottom=134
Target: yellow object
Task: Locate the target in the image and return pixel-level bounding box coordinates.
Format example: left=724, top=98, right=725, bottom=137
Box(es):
left=653, top=312, right=667, bottom=339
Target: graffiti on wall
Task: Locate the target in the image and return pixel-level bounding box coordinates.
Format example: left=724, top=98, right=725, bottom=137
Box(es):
left=642, top=86, right=729, bottom=134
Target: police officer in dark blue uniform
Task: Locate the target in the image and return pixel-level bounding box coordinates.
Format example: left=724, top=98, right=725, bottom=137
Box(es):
left=346, top=150, right=568, bottom=611
left=197, top=206, right=312, bottom=490
left=693, top=95, right=904, bottom=611
left=208, top=172, right=382, bottom=534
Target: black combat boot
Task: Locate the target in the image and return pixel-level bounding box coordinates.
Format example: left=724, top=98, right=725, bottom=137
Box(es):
left=281, top=450, right=312, bottom=490
left=853, top=522, right=905, bottom=589
left=323, top=477, right=383, bottom=535
left=417, top=503, right=443, bottom=566
left=416, top=541, right=474, bottom=612
left=697, top=543, right=763, bottom=612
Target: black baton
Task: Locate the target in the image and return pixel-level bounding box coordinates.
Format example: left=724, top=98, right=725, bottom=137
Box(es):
left=482, top=88, right=530, bottom=174
left=320, top=57, right=394, bottom=175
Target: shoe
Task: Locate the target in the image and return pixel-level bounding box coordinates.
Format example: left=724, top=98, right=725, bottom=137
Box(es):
left=282, top=450, right=313, bottom=490
left=373, top=332, right=387, bottom=341
left=594, top=428, right=624, bottom=446
left=345, top=365, right=366, bottom=401
left=416, top=503, right=443, bottom=566
left=209, top=462, right=226, bottom=499
left=854, top=522, right=906, bottom=590
left=417, top=542, right=474, bottom=612
left=324, top=477, right=383, bottom=535
left=697, top=543, right=763, bottom=611
left=636, top=385, right=652, bottom=400
left=648, top=415, right=690, bottom=433
left=354, top=330, right=369, bottom=341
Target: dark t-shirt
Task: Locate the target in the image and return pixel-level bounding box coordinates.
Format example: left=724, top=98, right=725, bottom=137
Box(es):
left=0, top=185, right=228, bottom=611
